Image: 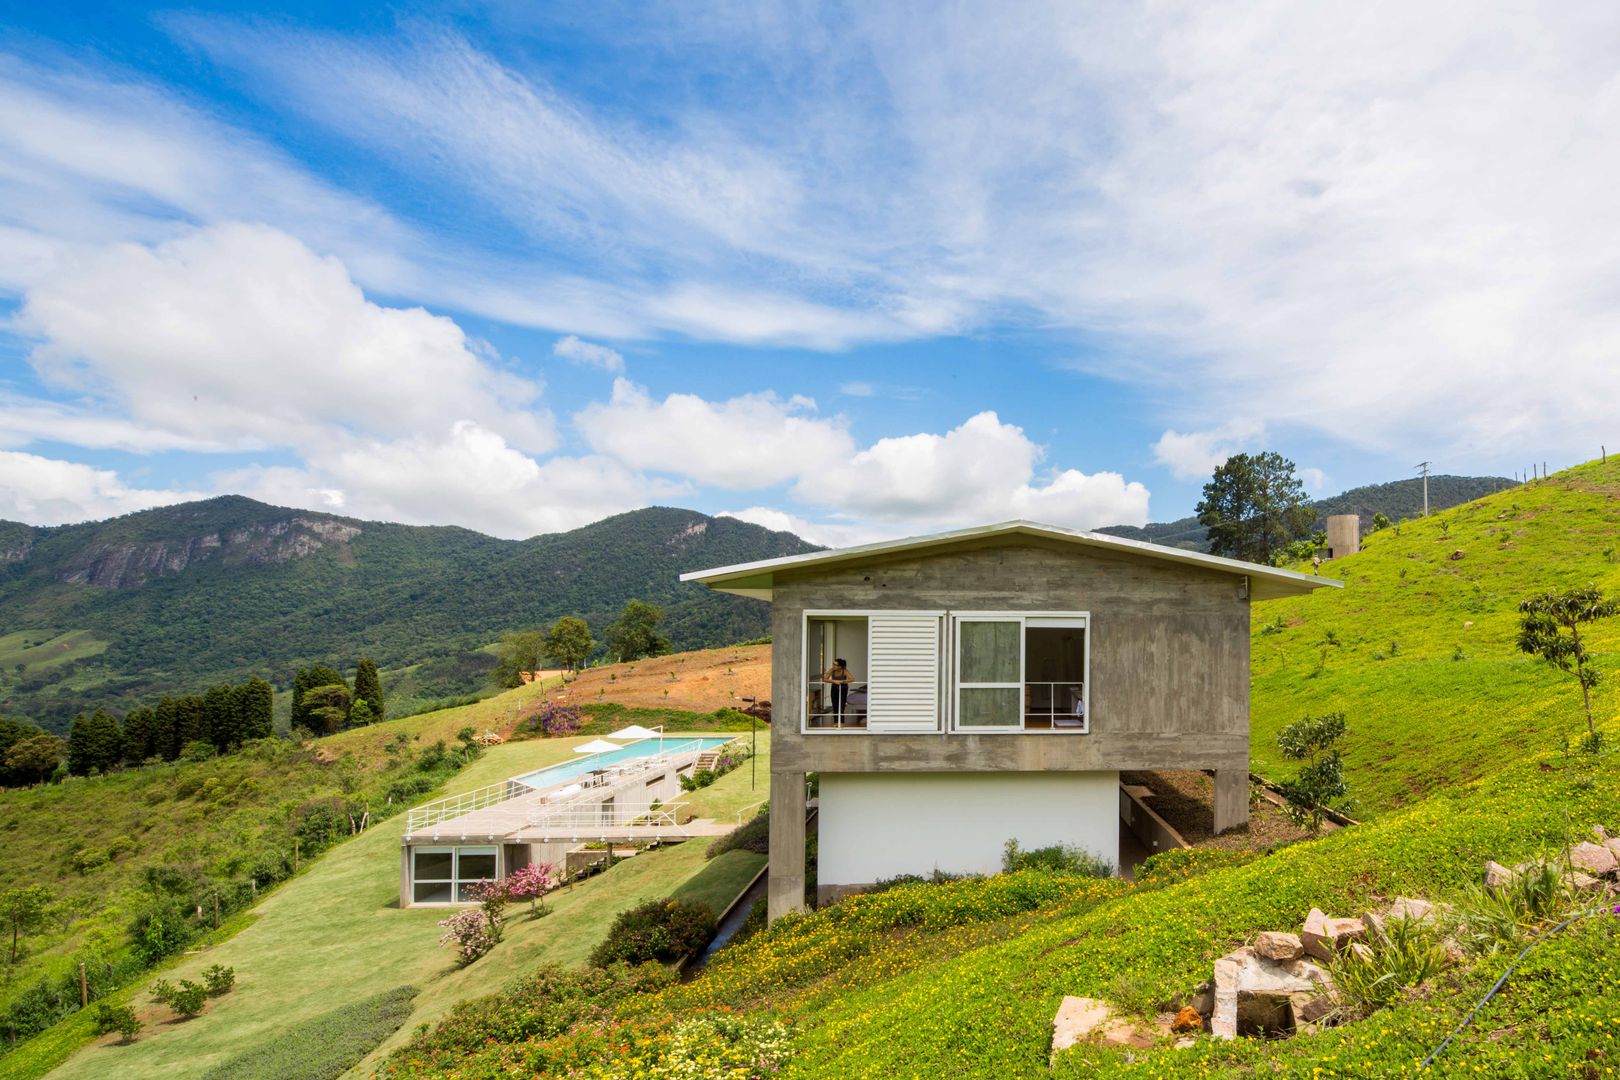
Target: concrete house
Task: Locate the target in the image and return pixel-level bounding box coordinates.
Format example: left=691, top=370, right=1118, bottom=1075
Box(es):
left=681, top=520, right=1340, bottom=921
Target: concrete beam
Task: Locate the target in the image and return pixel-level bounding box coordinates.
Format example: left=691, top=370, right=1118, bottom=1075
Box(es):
left=1213, top=768, right=1249, bottom=834
left=768, top=769, right=807, bottom=922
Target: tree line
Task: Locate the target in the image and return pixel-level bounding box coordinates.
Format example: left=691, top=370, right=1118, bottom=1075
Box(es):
left=0, top=657, right=387, bottom=788
left=493, top=600, right=673, bottom=688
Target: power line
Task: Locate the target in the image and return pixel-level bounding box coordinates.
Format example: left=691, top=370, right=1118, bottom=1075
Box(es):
left=1414, top=461, right=1431, bottom=517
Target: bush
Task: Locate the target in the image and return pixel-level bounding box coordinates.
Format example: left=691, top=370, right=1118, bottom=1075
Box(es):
left=439, top=907, right=501, bottom=965
left=523, top=700, right=584, bottom=738
left=1328, top=914, right=1454, bottom=1018
left=180, top=740, right=216, bottom=763
left=707, top=810, right=769, bottom=858
left=202, top=964, right=235, bottom=996
left=200, top=985, right=417, bottom=1080
left=152, top=977, right=207, bottom=1018
left=589, top=898, right=717, bottom=967
left=128, top=901, right=194, bottom=964
left=92, top=1001, right=142, bottom=1043
left=1001, top=839, right=1114, bottom=877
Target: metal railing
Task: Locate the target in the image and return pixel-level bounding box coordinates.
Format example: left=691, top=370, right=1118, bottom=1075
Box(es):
left=524, top=800, right=689, bottom=833
left=406, top=779, right=533, bottom=833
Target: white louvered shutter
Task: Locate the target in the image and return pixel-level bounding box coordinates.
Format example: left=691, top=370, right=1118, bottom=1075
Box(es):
left=866, top=613, right=943, bottom=732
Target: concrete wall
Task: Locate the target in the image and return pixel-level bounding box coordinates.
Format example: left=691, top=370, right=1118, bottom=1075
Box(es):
left=766, top=537, right=1253, bottom=919
left=818, top=771, right=1119, bottom=888
left=1326, top=514, right=1360, bottom=559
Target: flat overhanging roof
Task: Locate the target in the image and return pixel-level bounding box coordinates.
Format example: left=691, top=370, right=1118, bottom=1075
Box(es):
left=680, top=519, right=1343, bottom=602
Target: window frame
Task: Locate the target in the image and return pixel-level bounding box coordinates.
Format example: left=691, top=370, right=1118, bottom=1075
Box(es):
left=949, top=611, right=1091, bottom=735
left=411, top=844, right=502, bottom=905
left=801, top=610, right=945, bottom=735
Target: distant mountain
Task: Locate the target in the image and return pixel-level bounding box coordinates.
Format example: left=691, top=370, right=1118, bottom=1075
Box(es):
left=0, top=498, right=818, bottom=731
left=1096, top=474, right=1515, bottom=551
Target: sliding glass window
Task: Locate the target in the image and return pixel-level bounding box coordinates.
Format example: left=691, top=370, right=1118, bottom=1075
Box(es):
left=952, top=614, right=1088, bottom=733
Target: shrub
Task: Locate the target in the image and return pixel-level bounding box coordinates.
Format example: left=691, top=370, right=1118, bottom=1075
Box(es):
left=1275, top=711, right=1350, bottom=834
left=524, top=700, right=584, bottom=738
left=152, top=977, right=207, bottom=1018
left=180, top=740, right=216, bottom=763
left=128, top=901, right=193, bottom=964
left=1450, top=858, right=1580, bottom=955
left=1328, top=914, right=1454, bottom=1018
left=503, top=862, right=556, bottom=917
left=200, top=985, right=417, bottom=1080
left=707, top=810, right=769, bottom=858
left=1001, top=839, right=1114, bottom=877
left=589, top=898, right=717, bottom=967
left=202, top=964, right=236, bottom=996
left=439, top=906, right=501, bottom=965
left=92, top=1001, right=142, bottom=1043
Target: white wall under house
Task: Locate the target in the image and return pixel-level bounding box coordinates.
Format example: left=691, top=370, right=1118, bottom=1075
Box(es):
left=817, top=771, right=1120, bottom=890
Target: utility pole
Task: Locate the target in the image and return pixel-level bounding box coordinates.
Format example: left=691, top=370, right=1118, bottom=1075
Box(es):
left=1414, top=461, right=1431, bottom=517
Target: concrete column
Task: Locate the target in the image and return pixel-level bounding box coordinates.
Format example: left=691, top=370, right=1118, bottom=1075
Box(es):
left=767, top=770, right=806, bottom=922
left=399, top=845, right=413, bottom=908
left=1213, top=768, right=1249, bottom=834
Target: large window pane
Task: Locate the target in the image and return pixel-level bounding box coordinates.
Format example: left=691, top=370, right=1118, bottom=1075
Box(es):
left=458, top=850, right=497, bottom=882
left=414, top=849, right=453, bottom=881
left=959, top=621, right=1019, bottom=683
left=958, top=687, right=1020, bottom=727
left=413, top=881, right=453, bottom=904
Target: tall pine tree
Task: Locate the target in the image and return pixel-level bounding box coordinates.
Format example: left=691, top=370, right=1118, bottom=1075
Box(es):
left=203, top=683, right=238, bottom=752
left=153, top=696, right=181, bottom=761
left=291, top=666, right=346, bottom=733
left=352, top=658, right=385, bottom=722
left=174, top=695, right=207, bottom=752
left=238, top=677, right=275, bottom=741
left=66, top=709, right=123, bottom=776
left=122, top=707, right=158, bottom=764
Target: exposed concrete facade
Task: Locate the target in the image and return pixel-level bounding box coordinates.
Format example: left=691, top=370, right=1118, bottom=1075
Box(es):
left=682, top=522, right=1340, bottom=922
left=1325, top=514, right=1361, bottom=559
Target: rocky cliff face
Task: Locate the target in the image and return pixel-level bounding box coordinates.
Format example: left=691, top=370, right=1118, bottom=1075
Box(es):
left=55, top=517, right=362, bottom=589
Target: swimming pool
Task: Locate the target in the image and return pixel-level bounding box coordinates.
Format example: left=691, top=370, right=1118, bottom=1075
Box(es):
left=514, top=736, right=738, bottom=791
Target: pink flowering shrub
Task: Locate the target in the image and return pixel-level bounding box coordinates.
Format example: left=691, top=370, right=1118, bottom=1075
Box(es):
left=439, top=906, right=502, bottom=965
left=504, top=862, right=556, bottom=917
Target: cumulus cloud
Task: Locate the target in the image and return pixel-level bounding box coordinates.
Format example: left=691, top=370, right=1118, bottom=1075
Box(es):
left=794, top=412, right=1149, bottom=531
left=578, top=379, right=856, bottom=489
left=553, top=335, right=625, bottom=373
left=219, top=421, right=683, bottom=539
left=0, top=450, right=203, bottom=525
left=17, top=223, right=553, bottom=453
left=1151, top=420, right=1267, bottom=481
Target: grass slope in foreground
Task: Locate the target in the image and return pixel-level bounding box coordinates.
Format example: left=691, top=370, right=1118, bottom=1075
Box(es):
left=390, top=745, right=1620, bottom=1078
left=1250, top=456, right=1620, bottom=815
left=43, top=728, right=770, bottom=1080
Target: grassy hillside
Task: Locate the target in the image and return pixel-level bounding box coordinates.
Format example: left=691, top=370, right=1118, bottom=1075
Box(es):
left=0, top=498, right=816, bottom=731
left=0, top=677, right=565, bottom=1058
left=378, top=744, right=1619, bottom=1078
left=37, top=728, right=769, bottom=1080
left=1251, top=457, right=1620, bottom=814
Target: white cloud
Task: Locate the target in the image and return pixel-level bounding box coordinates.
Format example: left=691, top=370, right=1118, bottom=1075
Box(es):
left=840, top=382, right=875, bottom=397
left=718, top=507, right=892, bottom=549
left=0, top=450, right=203, bottom=525
left=219, top=421, right=683, bottom=539
left=794, top=411, right=1149, bottom=531
left=1151, top=420, right=1267, bottom=481
left=552, top=335, right=625, bottom=373
left=1299, top=467, right=1328, bottom=492
left=578, top=379, right=856, bottom=489
left=17, top=223, right=553, bottom=454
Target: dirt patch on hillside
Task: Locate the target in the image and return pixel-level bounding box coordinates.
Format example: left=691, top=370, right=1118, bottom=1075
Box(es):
left=1123, top=770, right=1314, bottom=852
left=554, top=644, right=772, bottom=713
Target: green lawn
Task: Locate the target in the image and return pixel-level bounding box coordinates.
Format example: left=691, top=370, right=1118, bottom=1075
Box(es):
left=0, top=629, right=108, bottom=676
left=671, top=849, right=767, bottom=915
left=45, top=730, right=771, bottom=1079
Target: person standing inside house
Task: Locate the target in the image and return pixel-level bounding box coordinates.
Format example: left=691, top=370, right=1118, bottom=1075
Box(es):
left=824, top=657, right=852, bottom=724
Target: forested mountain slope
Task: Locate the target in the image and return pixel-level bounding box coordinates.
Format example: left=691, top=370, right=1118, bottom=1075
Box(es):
left=0, top=498, right=816, bottom=730
left=1098, top=473, right=1512, bottom=550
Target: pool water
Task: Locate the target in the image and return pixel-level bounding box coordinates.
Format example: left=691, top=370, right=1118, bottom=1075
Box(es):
left=514, top=736, right=737, bottom=791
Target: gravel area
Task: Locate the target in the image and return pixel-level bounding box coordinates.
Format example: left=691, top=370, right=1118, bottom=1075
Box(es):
left=1122, top=770, right=1316, bottom=852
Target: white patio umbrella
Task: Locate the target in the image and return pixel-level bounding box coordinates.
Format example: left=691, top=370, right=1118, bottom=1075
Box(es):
left=604, top=725, right=661, bottom=741
left=573, top=738, right=622, bottom=755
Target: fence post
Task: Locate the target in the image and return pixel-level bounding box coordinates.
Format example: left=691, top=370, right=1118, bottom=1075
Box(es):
left=213, top=893, right=220, bottom=930
left=79, top=962, right=87, bottom=1007
left=294, top=838, right=300, bottom=873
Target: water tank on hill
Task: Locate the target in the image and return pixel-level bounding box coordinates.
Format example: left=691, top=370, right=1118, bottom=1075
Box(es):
left=1325, top=514, right=1360, bottom=559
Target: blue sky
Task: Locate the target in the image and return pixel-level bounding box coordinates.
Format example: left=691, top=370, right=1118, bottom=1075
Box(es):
left=2, top=3, right=1617, bottom=542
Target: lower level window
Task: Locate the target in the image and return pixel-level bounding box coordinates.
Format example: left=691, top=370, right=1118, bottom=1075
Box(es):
left=413, top=845, right=499, bottom=903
